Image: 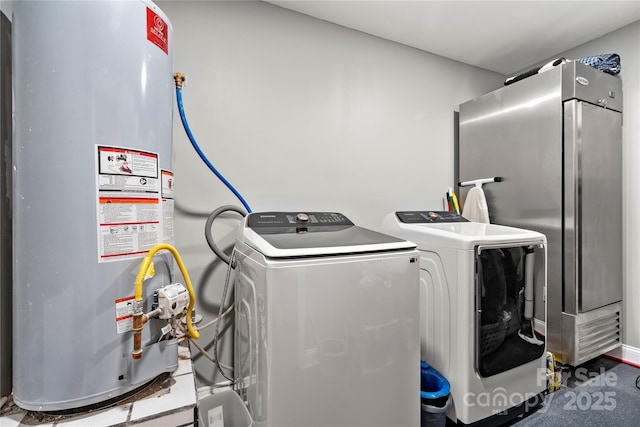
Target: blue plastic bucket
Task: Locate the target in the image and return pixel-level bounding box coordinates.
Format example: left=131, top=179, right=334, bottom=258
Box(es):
left=420, top=361, right=450, bottom=407
left=420, top=361, right=451, bottom=427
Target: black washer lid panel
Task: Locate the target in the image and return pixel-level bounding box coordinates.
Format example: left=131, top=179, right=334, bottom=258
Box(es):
left=254, top=225, right=410, bottom=250
left=245, top=212, right=411, bottom=251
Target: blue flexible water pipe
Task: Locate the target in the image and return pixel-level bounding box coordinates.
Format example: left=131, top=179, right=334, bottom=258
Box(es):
left=175, top=87, right=252, bottom=213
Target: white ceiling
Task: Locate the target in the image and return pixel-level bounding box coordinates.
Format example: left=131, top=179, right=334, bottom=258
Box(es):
left=265, top=0, right=640, bottom=75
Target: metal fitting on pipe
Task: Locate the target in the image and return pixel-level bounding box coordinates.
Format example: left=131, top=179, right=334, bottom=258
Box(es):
left=173, top=72, right=186, bottom=89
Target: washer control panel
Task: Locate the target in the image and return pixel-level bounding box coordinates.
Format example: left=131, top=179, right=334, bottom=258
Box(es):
left=247, top=212, right=354, bottom=229
left=395, top=211, right=468, bottom=224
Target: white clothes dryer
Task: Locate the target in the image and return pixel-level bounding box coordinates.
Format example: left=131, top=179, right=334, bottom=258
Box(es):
left=233, top=212, right=420, bottom=427
left=382, top=211, right=548, bottom=426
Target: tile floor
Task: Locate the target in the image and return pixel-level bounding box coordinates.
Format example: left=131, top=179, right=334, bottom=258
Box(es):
left=0, top=347, right=197, bottom=426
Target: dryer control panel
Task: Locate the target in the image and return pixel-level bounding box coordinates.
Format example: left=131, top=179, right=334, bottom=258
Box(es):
left=395, top=211, right=468, bottom=224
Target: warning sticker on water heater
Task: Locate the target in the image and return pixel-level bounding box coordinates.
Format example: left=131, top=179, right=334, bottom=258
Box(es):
left=115, top=296, right=135, bottom=334
left=96, top=145, right=162, bottom=263
left=97, top=146, right=159, bottom=192
left=161, top=170, right=174, bottom=199
left=98, top=198, right=161, bottom=261
left=161, top=170, right=175, bottom=245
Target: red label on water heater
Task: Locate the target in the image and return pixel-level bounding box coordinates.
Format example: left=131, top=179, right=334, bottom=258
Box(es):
left=147, top=7, right=168, bottom=54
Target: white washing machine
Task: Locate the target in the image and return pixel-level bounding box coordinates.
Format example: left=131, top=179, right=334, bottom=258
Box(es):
left=381, top=211, right=548, bottom=426
left=233, top=212, right=420, bottom=427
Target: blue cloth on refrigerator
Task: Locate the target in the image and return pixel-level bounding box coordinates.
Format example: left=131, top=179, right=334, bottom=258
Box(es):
left=578, top=53, right=621, bottom=75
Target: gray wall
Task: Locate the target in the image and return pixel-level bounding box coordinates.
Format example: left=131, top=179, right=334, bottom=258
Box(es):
left=160, top=0, right=505, bottom=386
left=0, top=1, right=9, bottom=19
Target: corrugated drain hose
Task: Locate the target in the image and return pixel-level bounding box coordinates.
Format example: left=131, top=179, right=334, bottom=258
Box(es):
left=205, top=205, right=247, bottom=265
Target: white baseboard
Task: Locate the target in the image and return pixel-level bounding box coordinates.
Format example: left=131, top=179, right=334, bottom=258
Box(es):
left=606, top=344, right=640, bottom=368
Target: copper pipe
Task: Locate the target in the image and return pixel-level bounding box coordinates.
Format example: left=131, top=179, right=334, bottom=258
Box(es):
left=132, top=313, right=144, bottom=359
left=132, top=308, right=162, bottom=359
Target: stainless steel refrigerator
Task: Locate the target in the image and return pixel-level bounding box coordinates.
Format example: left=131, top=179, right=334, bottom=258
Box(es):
left=458, top=60, right=622, bottom=366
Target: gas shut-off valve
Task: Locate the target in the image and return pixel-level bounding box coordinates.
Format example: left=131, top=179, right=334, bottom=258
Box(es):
left=154, top=283, right=190, bottom=319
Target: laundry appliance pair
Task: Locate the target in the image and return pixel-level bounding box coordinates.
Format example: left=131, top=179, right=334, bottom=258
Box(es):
left=231, top=209, right=547, bottom=427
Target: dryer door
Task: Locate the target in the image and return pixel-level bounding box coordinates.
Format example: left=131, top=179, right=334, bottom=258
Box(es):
left=475, top=243, right=546, bottom=377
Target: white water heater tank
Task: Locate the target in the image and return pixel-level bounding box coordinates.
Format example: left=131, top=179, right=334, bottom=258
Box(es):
left=13, top=0, right=177, bottom=411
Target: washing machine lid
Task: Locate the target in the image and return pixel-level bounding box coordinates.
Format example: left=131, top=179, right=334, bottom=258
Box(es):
left=241, top=212, right=416, bottom=258
left=381, top=211, right=546, bottom=250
